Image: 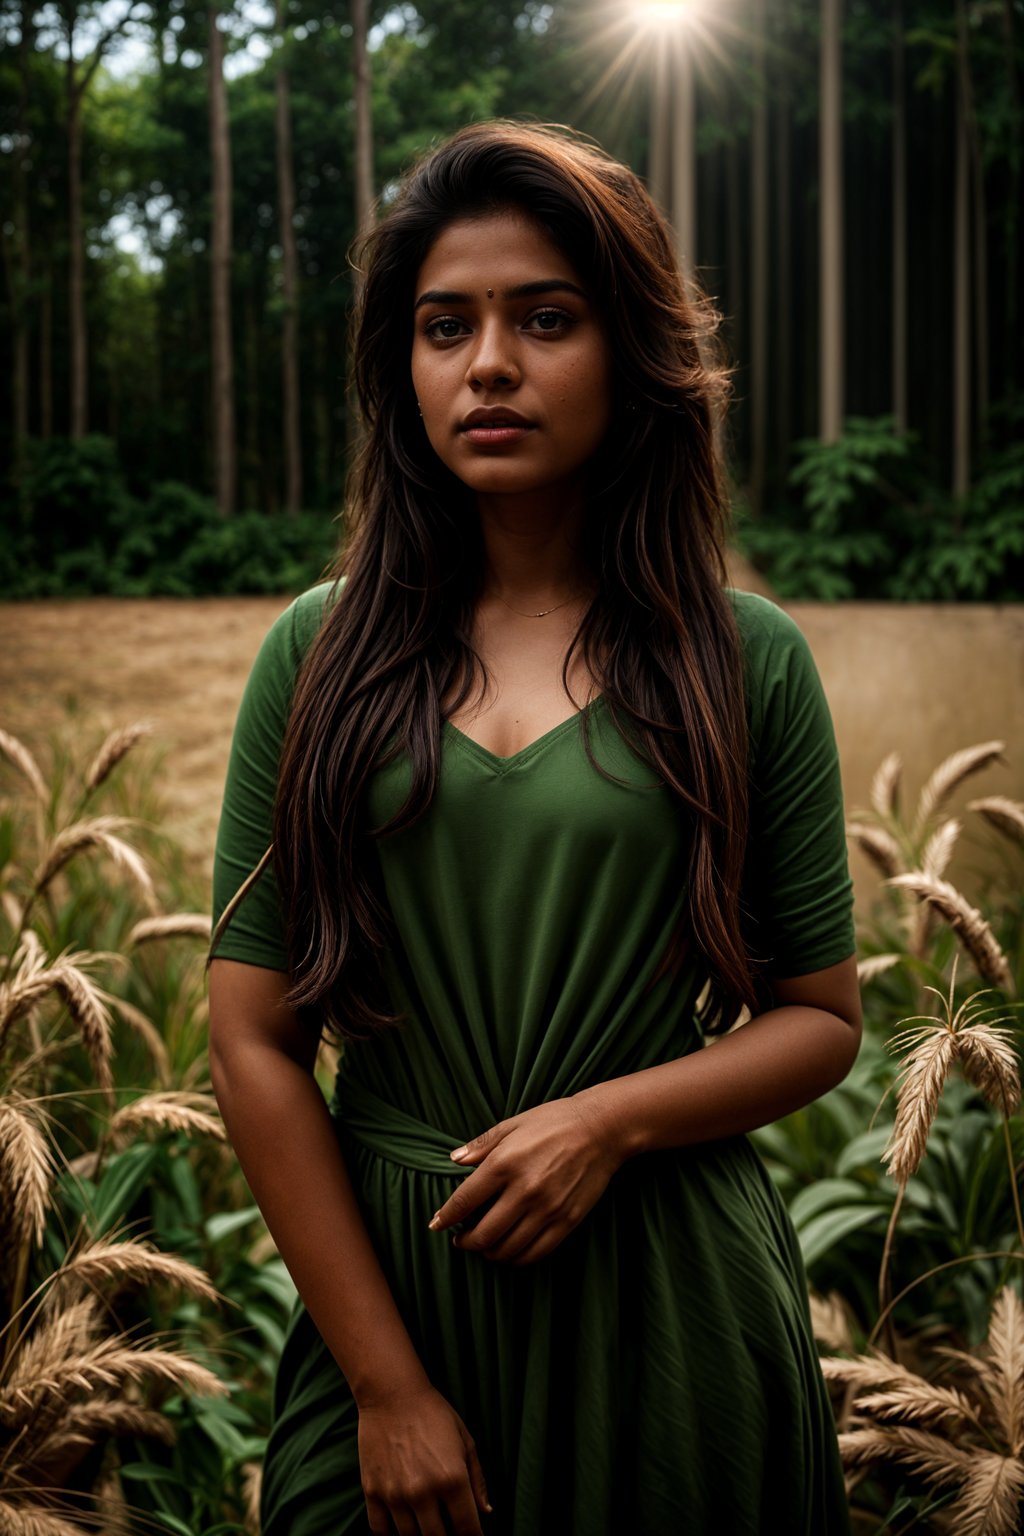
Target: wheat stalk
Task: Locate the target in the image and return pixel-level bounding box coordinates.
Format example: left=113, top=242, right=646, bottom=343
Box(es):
left=922, top=817, right=961, bottom=880
left=848, top=821, right=903, bottom=879
left=51, top=968, right=115, bottom=1098
left=808, top=1290, right=855, bottom=1353
left=837, top=1421, right=975, bottom=1481
left=109, top=1092, right=224, bottom=1143
left=240, top=1461, right=262, bottom=1536
left=870, top=750, right=903, bottom=819
left=83, top=723, right=150, bottom=794
left=957, top=1023, right=1023, bottom=1115
left=1, top=1298, right=102, bottom=1393
left=882, top=1025, right=957, bottom=1183
left=0, top=730, right=47, bottom=805
left=33, top=818, right=156, bottom=912
left=5, top=1399, right=173, bottom=1486
left=947, top=1452, right=1024, bottom=1536
left=857, top=953, right=902, bottom=985
left=0, top=1336, right=226, bottom=1429
left=964, top=1286, right=1024, bottom=1458
left=0, top=1500, right=93, bottom=1536
left=888, top=873, right=1014, bottom=993
left=853, top=1378, right=985, bottom=1430
left=44, top=1237, right=222, bottom=1310
left=0, top=1099, right=55, bottom=1249
left=915, top=741, right=1006, bottom=833
left=970, top=796, right=1024, bottom=849
left=128, top=914, right=212, bottom=946
left=107, top=996, right=170, bottom=1081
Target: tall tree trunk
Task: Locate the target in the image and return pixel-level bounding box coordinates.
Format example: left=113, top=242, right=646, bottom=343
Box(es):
left=1002, top=0, right=1019, bottom=396
left=40, top=262, right=53, bottom=438
left=671, top=40, right=697, bottom=283
left=774, top=54, right=791, bottom=479
left=12, top=0, right=33, bottom=460
left=749, top=0, right=769, bottom=514
left=67, top=43, right=88, bottom=439
left=352, top=0, right=373, bottom=244
left=209, top=0, right=235, bottom=515
left=820, top=0, right=844, bottom=442
left=952, top=0, right=971, bottom=500
left=892, top=0, right=907, bottom=432
left=275, top=0, right=302, bottom=516
left=957, top=0, right=988, bottom=444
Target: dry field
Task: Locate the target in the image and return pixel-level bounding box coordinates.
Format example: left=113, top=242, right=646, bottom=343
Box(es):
left=0, top=595, right=294, bottom=874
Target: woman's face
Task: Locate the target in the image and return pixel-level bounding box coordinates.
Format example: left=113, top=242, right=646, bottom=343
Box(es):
left=410, top=209, right=613, bottom=505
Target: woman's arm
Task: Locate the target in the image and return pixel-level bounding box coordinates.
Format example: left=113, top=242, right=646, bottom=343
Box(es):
left=570, top=955, right=863, bottom=1160
left=427, top=958, right=861, bottom=1266
left=208, top=959, right=492, bottom=1536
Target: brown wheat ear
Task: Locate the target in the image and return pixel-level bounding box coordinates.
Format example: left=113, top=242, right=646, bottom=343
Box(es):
left=969, top=796, right=1024, bottom=849
left=0, top=1098, right=55, bottom=1249
left=0, top=728, right=48, bottom=804
left=128, top=914, right=212, bottom=945
left=887, top=872, right=1014, bottom=994
left=84, top=722, right=152, bottom=793
left=847, top=821, right=903, bottom=879
left=869, top=750, right=903, bottom=820
left=914, top=740, right=1006, bottom=833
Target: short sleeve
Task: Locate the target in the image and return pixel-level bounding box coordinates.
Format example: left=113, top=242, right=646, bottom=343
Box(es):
left=731, top=592, right=855, bottom=977
left=210, top=582, right=337, bottom=970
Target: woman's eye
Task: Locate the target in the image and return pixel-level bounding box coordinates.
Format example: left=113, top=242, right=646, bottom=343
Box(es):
left=424, top=316, right=468, bottom=342
left=526, top=307, right=573, bottom=335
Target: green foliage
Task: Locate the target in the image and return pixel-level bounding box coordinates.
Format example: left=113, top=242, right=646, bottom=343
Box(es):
left=737, top=413, right=1024, bottom=601
left=0, top=436, right=340, bottom=597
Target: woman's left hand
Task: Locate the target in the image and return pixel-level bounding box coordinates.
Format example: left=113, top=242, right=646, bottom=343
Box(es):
left=428, top=1095, right=625, bottom=1266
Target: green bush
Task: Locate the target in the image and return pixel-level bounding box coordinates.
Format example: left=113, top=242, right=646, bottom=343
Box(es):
left=0, top=439, right=341, bottom=598
left=735, top=413, right=1024, bottom=601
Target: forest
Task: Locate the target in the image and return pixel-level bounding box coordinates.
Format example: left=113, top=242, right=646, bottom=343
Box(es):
left=1, top=0, right=1022, bottom=599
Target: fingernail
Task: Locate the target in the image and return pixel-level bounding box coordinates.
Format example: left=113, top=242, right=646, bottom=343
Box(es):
left=450, top=1146, right=468, bottom=1160
left=485, top=1501, right=494, bottom=1513
left=428, top=1212, right=441, bottom=1230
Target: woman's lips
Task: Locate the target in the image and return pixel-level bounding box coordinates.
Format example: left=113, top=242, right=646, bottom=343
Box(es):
left=460, top=424, right=535, bottom=445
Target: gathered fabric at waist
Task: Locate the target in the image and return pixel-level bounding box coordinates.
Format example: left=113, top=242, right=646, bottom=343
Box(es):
left=329, top=1069, right=470, bottom=1178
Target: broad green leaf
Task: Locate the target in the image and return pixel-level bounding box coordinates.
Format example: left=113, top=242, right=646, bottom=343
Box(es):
left=798, top=1206, right=884, bottom=1270
left=789, top=1179, right=871, bottom=1231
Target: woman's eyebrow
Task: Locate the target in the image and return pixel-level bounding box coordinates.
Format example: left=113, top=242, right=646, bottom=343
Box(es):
left=413, top=279, right=588, bottom=311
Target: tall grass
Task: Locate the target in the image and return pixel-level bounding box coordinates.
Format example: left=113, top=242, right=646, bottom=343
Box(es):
left=775, top=741, right=1024, bottom=1534
left=0, top=724, right=280, bottom=1536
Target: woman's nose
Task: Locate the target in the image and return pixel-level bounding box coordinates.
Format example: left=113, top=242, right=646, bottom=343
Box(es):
left=465, top=322, right=521, bottom=390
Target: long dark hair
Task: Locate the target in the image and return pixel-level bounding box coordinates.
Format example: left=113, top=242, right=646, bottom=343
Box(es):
left=274, top=120, right=760, bottom=1044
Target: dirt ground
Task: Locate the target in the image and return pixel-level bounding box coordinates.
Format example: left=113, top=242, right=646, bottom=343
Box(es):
left=0, top=596, right=294, bottom=874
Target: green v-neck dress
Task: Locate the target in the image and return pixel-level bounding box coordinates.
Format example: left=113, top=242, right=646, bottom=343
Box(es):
left=211, top=581, right=856, bottom=1536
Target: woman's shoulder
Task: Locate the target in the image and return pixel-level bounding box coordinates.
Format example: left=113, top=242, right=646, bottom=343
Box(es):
left=722, top=587, right=829, bottom=745
left=723, top=586, right=808, bottom=661
left=253, top=577, right=345, bottom=682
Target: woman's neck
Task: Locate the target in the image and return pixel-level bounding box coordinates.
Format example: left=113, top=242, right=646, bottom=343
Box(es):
left=475, top=485, right=592, bottom=604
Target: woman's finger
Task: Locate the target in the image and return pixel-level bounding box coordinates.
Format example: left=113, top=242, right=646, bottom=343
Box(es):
left=429, top=1165, right=503, bottom=1234
left=388, top=1503, right=420, bottom=1536
left=461, top=1431, right=492, bottom=1522
left=507, top=1226, right=561, bottom=1266
left=444, top=1481, right=488, bottom=1535
left=365, top=1494, right=392, bottom=1535
left=459, top=1208, right=537, bottom=1262
left=404, top=1495, right=450, bottom=1536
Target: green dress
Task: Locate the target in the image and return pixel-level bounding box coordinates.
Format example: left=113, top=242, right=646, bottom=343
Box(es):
left=211, top=582, right=856, bottom=1536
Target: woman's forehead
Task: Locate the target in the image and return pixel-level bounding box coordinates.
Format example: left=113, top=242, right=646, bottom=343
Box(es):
left=414, top=211, right=585, bottom=297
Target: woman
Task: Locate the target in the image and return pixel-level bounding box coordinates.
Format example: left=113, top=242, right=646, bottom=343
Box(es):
left=208, top=120, right=861, bottom=1536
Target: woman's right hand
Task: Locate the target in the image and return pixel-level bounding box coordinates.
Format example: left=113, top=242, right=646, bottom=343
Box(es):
left=357, top=1384, right=493, bottom=1535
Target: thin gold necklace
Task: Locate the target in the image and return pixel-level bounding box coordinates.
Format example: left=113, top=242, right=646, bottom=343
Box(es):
left=494, top=591, right=585, bottom=619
